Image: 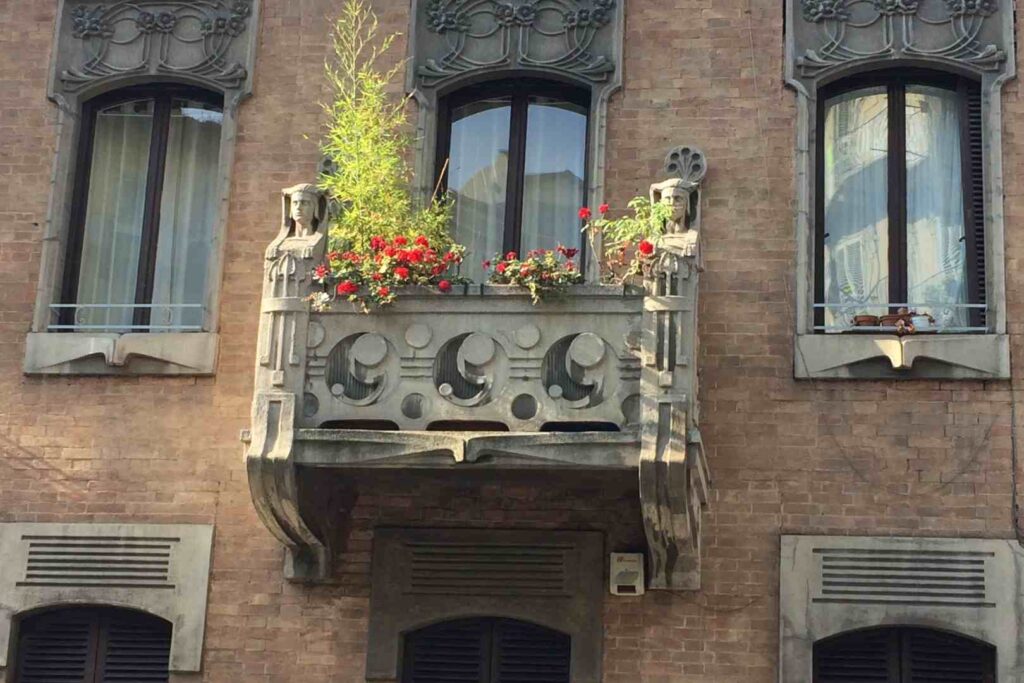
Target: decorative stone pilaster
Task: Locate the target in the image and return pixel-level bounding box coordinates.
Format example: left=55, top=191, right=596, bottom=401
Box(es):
left=638, top=147, right=710, bottom=590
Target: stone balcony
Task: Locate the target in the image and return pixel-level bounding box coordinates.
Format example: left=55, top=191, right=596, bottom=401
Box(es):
left=244, top=148, right=711, bottom=591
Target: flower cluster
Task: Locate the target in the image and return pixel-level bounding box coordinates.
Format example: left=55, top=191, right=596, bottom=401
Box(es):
left=136, top=11, right=178, bottom=33
left=308, top=235, right=467, bottom=311
left=580, top=201, right=662, bottom=284
left=484, top=246, right=583, bottom=304
left=71, top=6, right=112, bottom=38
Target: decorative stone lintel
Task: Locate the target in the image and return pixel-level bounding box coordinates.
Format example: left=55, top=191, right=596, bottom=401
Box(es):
left=23, top=331, right=219, bottom=375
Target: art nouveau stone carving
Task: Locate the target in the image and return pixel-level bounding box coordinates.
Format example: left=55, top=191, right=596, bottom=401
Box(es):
left=246, top=148, right=710, bottom=588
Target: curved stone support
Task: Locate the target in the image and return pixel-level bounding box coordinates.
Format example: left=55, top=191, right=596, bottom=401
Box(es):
left=638, top=148, right=711, bottom=590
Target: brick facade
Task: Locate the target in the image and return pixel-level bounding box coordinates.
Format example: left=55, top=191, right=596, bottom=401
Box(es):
left=0, top=0, right=1020, bottom=681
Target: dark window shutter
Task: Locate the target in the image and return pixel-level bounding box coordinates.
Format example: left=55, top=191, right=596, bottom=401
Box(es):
left=960, top=78, right=986, bottom=328
left=404, top=618, right=489, bottom=682
left=904, top=628, right=994, bottom=683
left=813, top=628, right=898, bottom=682
left=493, top=619, right=570, bottom=683
left=14, top=607, right=170, bottom=683
left=403, top=618, right=571, bottom=683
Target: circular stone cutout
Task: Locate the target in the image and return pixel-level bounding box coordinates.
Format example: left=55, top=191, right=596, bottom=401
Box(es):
left=512, top=393, right=538, bottom=420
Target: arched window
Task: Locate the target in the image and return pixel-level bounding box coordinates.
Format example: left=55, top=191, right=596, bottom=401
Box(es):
left=437, top=79, right=589, bottom=280
left=814, top=70, right=984, bottom=333
left=814, top=626, right=995, bottom=682
left=402, top=617, right=570, bottom=683
left=59, top=85, right=224, bottom=333
left=14, top=606, right=171, bottom=682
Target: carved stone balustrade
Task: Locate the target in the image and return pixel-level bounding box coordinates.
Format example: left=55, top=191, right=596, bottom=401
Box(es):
left=244, top=148, right=711, bottom=590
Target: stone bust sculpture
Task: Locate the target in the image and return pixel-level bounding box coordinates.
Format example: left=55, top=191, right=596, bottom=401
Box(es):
left=267, top=183, right=328, bottom=259
left=650, top=177, right=701, bottom=268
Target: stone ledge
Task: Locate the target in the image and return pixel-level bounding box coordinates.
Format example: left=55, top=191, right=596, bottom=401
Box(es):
left=794, top=333, right=1010, bottom=380
left=23, top=332, right=219, bottom=376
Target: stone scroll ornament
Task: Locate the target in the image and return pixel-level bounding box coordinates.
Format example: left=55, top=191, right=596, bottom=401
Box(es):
left=416, top=0, right=616, bottom=83
left=60, top=1, right=254, bottom=91
left=795, top=0, right=1005, bottom=77
left=638, top=146, right=711, bottom=590
left=247, top=184, right=332, bottom=581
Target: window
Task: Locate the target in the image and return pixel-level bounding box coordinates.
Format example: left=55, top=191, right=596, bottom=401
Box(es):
left=814, top=71, right=984, bottom=333
left=402, top=617, right=570, bottom=683
left=814, top=626, right=995, bottom=683
left=59, top=85, right=224, bottom=333
left=14, top=606, right=171, bottom=682
left=437, top=79, right=589, bottom=281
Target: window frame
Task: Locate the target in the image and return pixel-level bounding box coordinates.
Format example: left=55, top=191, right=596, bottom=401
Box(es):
left=60, top=84, right=224, bottom=332
left=434, top=78, right=592, bottom=260
left=812, top=68, right=984, bottom=332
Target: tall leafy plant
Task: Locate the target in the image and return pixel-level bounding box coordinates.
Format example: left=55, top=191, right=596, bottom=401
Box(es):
left=319, top=0, right=451, bottom=251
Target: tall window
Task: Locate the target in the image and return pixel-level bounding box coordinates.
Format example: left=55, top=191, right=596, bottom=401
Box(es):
left=814, top=626, right=995, bottom=682
left=14, top=606, right=171, bottom=682
left=815, top=71, right=984, bottom=333
left=402, top=617, right=570, bottom=682
left=60, top=85, right=224, bottom=333
left=438, top=80, right=589, bottom=281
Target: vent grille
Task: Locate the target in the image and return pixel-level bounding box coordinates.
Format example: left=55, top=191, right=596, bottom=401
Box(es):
left=18, top=535, right=177, bottom=589
left=407, top=542, right=569, bottom=596
left=812, top=547, right=993, bottom=607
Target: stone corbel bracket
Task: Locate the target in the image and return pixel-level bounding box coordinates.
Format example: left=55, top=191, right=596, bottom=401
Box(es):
left=638, top=147, right=711, bottom=590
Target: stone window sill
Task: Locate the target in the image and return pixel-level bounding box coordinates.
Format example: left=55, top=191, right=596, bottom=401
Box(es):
left=23, top=332, right=219, bottom=376
left=794, top=333, right=1009, bottom=380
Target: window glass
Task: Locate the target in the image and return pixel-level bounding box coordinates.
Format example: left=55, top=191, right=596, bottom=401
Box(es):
left=822, top=87, right=889, bottom=330
left=151, top=98, right=223, bottom=331
left=521, top=97, right=587, bottom=255
left=76, top=98, right=154, bottom=331
left=449, top=97, right=512, bottom=281
left=905, top=85, right=967, bottom=329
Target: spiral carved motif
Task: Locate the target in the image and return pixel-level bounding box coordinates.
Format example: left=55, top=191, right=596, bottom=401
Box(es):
left=543, top=333, right=610, bottom=408
left=433, top=333, right=501, bottom=407
left=325, top=333, right=390, bottom=406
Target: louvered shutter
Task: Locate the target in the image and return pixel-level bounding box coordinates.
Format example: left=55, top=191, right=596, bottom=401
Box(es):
left=98, top=610, right=172, bottom=682
left=960, top=78, right=986, bottom=328
left=493, top=619, right=570, bottom=683
left=15, top=611, right=97, bottom=683
left=813, top=628, right=898, bottom=682
left=14, top=607, right=170, bottom=683
left=404, top=618, right=489, bottom=682
left=904, top=628, right=994, bottom=683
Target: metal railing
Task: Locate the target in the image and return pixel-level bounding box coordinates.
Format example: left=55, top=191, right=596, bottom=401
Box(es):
left=47, top=303, right=205, bottom=332
left=812, top=302, right=988, bottom=334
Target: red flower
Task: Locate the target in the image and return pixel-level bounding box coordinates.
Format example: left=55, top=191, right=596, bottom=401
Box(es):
left=505, top=251, right=517, bottom=261
left=407, top=249, right=423, bottom=263
left=520, top=265, right=533, bottom=277
left=371, top=273, right=383, bottom=281
left=598, top=203, right=610, bottom=214
left=336, top=280, right=358, bottom=295
left=638, top=239, right=655, bottom=255
left=438, top=279, right=452, bottom=292
left=432, top=265, right=445, bottom=276
left=393, top=236, right=408, bottom=246
left=578, top=207, right=592, bottom=220
left=377, top=286, right=391, bottom=297
left=496, top=262, right=508, bottom=274
left=415, top=235, right=430, bottom=247
left=556, top=245, right=579, bottom=259
left=383, top=246, right=397, bottom=258
left=369, top=236, right=386, bottom=251
left=482, top=260, right=491, bottom=270
left=313, top=264, right=329, bottom=279
left=327, top=250, right=342, bottom=262
left=394, top=266, right=410, bottom=279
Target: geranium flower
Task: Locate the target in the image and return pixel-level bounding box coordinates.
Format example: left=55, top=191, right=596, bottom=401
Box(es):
left=371, top=273, right=383, bottom=281
left=482, top=260, right=491, bottom=270
left=394, top=266, right=410, bottom=279
left=313, top=264, right=329, bottom=280
left=578, top=207, right=592, bottom=220
left=599, top=203, right=610, bottom=214
left=496, top=262, right=508, bottom=274
left=638, top=239, right=654, bottom=255
left=393, top=236, right=408, bottom=246
left=505, top=251, right=517, bottom=260
left=370, top=236, right=386, bottom=251
left=438, top=280, right=452, bottom=292
left=336, top=280, right=359, bottom=295
left=327, top=250, right=341, bottom=262
left=377, top=286, right=391, bottom=297
left=415, top=235, right=430, bottom=247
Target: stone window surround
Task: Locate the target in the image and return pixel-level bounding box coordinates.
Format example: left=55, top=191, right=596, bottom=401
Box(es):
left=0, top=523, right=214, bottom=676
left=779, top=534, right=1024, bottom=683
left=24, top=0, right=260, bottom=376
left=784, top=0, right=1015, bottom=380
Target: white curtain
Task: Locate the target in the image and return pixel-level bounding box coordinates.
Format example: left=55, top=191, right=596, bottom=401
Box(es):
left=449, top=99, right=511, bottom=281
left=822, top=88, right=890, bottom=330
left=905, top=86, right=968, bottom=329
left=76, top=99, right=153, bottom=330
left=520, top=100, right=586, bottom=255
left=151, top=100, right=223, bottom=330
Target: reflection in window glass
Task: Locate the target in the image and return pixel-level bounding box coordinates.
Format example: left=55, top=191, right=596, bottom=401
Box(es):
left=822, top=87, right=889, bottom=330
left=76, top=99, right=154, bottom=331
left=521, top=98, right=587, bottom=255
left=448, top=98, right=511, bottom=281
left=151, top=99, right=223, bottom=330
left=905, top=85, right=967, bottom=328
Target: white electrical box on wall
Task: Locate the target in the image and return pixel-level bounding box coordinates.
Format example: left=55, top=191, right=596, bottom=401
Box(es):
left=609, top=553, right=645, bottom=596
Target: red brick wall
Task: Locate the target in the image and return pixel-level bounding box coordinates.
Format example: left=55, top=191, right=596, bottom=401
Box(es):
left=0, top=0, right=1020, bottom=680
